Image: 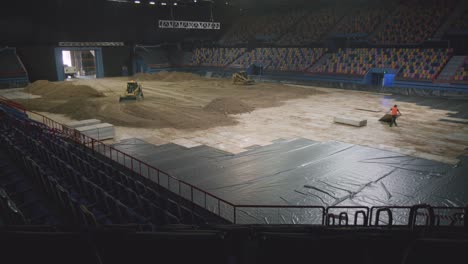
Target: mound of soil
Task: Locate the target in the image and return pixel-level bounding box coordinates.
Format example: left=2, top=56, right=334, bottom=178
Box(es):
left=204, top=97, right=254, bottom=115
left=133, top=71, right=202, bottom=82
left=15, top=76, right=325, bottom=130
left=25, top=80, right=104, bottom=99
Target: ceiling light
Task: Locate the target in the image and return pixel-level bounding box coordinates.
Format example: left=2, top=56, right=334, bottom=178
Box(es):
left=161, top=2, right=167, bottom=5
left=134, top=0, right=140, bottom=3
left=149, top=1, right=155, bottom=4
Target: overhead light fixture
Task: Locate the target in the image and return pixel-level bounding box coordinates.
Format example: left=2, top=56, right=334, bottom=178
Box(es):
left=194, top=0, right=197, bottom=2
left=149, top=1, right=155, bottom=4
left=134, top=0, right=140, bottom=3
left=161, top=2, right=167, bottom=5
left=173, top=2, right=177, bottom=5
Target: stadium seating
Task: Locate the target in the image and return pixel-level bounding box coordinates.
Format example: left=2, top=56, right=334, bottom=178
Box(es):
left=333, top=6, right=387, bottom=35
left=453, top=56, right=468, bottom=82
left=221, top=11, right=305, bottom=44
left=219, top=1, right=459, bottom=46
left=0, top=110, right=217, bottom=228
left=192, top=48, right=247, bottom=67
left=372, top=0, right=457, bottom=44
left=0, top=48, right=28, bottom=88
left=310, top=48, right=451, bottom=80
left=232, top=48, right=327, bottom=72
left=1, top=88, right=468, bottom=263
left=397, top=49, right=451, bottom=80
left=277, top=8, right=340, bottom=45
left=0, top=48, right=26, bottom=77
left=0, top=138, right=65, bottom=226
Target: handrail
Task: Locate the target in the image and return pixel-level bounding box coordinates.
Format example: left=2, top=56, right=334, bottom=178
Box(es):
left=0, top=95, right=466, bottom=226
left=326, top=206, right=370, bottom=226
left=2, top=96, right=236, bottom=223
left=0, top=97, right=27, bottom=112
left=2, top=96, right=321, bottom=224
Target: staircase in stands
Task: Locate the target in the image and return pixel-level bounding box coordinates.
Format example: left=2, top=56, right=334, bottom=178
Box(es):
left=437, top=55, right=466, bottom=81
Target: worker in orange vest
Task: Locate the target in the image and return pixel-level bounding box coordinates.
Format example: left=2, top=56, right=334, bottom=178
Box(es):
left=388, top=105, right=402, bottom=127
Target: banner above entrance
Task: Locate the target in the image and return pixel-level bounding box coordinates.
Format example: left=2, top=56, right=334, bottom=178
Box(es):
left=58, top=42, right=125, bottom=47
left=158, top=20, right=220, bottom=30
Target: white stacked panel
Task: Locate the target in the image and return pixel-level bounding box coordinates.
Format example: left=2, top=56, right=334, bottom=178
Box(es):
left=75, top=123, right=115, bottom=140
left=66, top=119, right=101, bottom=128
left=334, top=117, right=367, bottom=127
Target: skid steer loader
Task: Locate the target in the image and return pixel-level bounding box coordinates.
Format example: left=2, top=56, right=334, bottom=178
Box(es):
left=232, top=71, right=254, bottom=85
left=119, top=81, right=144, bottom=102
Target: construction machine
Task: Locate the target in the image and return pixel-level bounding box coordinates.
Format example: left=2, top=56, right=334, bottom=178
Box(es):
left=232, top=71, right=254, bottom=85
left=119, top=81, right=144, bottom=102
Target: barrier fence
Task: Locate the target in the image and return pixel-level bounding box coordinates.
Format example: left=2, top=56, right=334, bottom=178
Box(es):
left=0, top=96, right=467, bottom=227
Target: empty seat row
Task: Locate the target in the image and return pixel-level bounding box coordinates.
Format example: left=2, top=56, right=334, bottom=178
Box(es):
left=1, top=130, right=109, bottom=226
left=192, top=48, right=247, bottom=67
left=21, top=129, right=176, bottom=226
left=372, top=0, right=457, bottom=44
left=221, top=10, right=304, bottom=44
left=38, top=134, right=192, bottom=223
left=232, top=48, right=327, bottom=72
left=2, top=117, right=208, bottom=227
left=310, top=48, right=451, bottom=80
left=332, top=6, right=387, bottom=35
left=0, top=134, right=60, bottom=226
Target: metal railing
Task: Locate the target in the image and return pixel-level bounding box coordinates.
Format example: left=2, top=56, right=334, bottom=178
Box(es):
left=1, top=96, right=466, bottom=227
left=1, top=96, right=238, bottom=223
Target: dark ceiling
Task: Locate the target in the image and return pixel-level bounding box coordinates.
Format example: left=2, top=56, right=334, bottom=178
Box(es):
left=0, top=0, right=376, bottom=45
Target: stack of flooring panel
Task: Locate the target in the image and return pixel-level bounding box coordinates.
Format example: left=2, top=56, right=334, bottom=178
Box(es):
left=67, top=119, right=114, bottom=140
left=75, top=123, right=115, bottom=140
left=66, top=119, right=102, bottom=128
left=334, top=116, right=367, bottom=127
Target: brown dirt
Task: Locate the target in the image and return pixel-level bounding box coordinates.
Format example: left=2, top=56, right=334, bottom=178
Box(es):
left=204, top=97, right=254, bottom=115
left=14, top=74, right=326, bottom=130
left=133, top=71, right=202, bottom=82
left=25, top=80, right=104, bottom=99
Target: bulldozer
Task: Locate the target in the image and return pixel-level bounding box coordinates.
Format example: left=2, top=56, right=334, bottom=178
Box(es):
left=119, top=81, right=144, bottom=102
left=232, top=71, right=254, bottom=85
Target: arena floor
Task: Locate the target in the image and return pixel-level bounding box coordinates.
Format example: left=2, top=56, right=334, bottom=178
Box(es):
left=2, top=72, right=468, bottom=165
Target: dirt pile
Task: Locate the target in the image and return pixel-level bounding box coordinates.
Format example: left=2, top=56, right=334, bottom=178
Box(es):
left=204, top=97, right=254, bottom=115
left=133, top=71, right=202, bottom=82
left=15, top=76, right=325, bottom=130
left=25, top=80, right=104, bottom=99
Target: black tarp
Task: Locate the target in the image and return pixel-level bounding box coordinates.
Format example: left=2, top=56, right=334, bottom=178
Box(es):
left=112, top=138, right=467, bottom=224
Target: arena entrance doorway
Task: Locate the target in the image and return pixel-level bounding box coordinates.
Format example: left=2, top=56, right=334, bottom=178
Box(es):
left=54, top=47, right=104, bottom=81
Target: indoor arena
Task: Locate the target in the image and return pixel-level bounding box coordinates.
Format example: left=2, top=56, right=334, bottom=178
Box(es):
left=1, top=0, right=468, bottom=263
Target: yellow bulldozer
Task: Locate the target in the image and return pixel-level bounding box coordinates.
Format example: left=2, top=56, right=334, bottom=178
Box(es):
left=119, top=81, right=144, bottom=102
left=232, top=71, right=254, bottom=85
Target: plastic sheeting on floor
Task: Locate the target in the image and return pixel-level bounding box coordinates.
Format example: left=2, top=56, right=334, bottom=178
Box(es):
left=111, top=138, right=467, bottom=224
